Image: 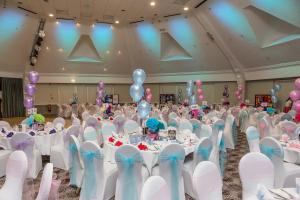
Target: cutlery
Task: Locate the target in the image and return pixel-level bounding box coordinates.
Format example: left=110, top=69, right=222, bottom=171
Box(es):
left=268, top=189, right=288, bottom=200
left=280, top=189, right=295, bottom=199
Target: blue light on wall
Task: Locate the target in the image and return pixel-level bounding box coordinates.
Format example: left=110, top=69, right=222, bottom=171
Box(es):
left=211, top=1, right=256, bottom=43
left=136, top=22, right=160, bottom=57
left=0, top=9, right=24, bottom=43
left=55, top=21, right=79, bottom=52
left=91, top=23, right=113, bottom=53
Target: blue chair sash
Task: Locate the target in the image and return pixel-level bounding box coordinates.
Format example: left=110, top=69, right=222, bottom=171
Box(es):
left=247, top=131, right=260, bottom=141
left=197, top=145, right=212, bottom=160
left=115, top=152, right=143, bottom=200
left=80, top=149, right=103, bottom=199
left=260, top=144, right=283, bottom=159
left=192, top=123, right=200, bottom=133
left=69, top=143, right=78, bottom=186
left=159, top=153, right=184, bottom=200
left=232, top=121, right=238, bottom=145
left=219, top=136, right=227, bottom=176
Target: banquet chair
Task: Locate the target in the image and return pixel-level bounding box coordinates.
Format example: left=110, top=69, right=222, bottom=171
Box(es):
left=288, top=110, right=296, bottom=118
left=189, top=119, right=201, bottom=138
left=183, top=137, right=213, bottom=198
left=247, top=108, right=257, bottom=127
left=260, top=137, right=300, bottom=188
left=245, top=126, right=260, bottom=153
left=52, top=117, right=65, bottom=131
left=36, top=163, right=53, bottom=200
left=10, top=133, right=42, bottom=179
left=141, top=176, right=171, bottom=200
left=81, top=111, right=90, bottom=123
left=115, top=145, right=149, bottom=200
left=279, top=120, right=297, bottom=139
left=123, top=120, right=140, bottom=135
left=102, top=121, right=117, bottom=140
left=168, top=112, right=178, bottom=120
left=153, top=144, right=185, bottom=200
left=280, top=113, right=293, bottom=122
left=85, top=116, right=102, bottom=143
left=193, top=161, right=222, bottom=200
left=199, top=124, right=212, bottom=138
left=83, top=126, right=98, bottom=143
left=69, top=135, right=84, bottom=188
left=50, top=125, right=80, bottom=170
left=0, top=148, right=11, bottom=177
left=257, top=116, right=273, bottom=138
left=223, top=114, right=235, bottom=149
left=158, top=120, right=167, bottom=131
left=168, top=118, right=179, bottom=129
left=239, top=109, right=249, bottom=133
left=178, top=119, right=193, bottom=132
left=239, top=152, right=274, bottom=200
left=0, top=121, right=12, bottom=132
left=79, top=141, right=118, bottom=200
left=113, top=115, right=126, bottom=134
left=0, top=151, right=28, bottom=200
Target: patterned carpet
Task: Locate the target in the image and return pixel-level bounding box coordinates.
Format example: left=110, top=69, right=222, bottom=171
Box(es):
left=0, top=131, right=248, bottom=200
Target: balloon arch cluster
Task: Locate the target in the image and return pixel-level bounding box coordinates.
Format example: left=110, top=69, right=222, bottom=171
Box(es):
left=289, top=78, right=300, bottom=115
left=24, top=71, right=39, bottom=109
left=130, top=69, right=151, bottom=119
left=185, top=80, right=204, bottom=106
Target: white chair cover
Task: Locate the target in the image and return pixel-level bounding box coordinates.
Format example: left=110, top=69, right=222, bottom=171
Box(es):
left=183, top=137, right=213, bottom=198
left=239, top=109, right=249, bottom=133
left=239, top=152, right=274, bottom=199
left=141, top=176, right=171, bottom=200
left=168, top=112, right=178, bottom=119
left=245, top=126, right=260, bottom=153
left=69, top=135, right=84, bottom=188
left=193, top=161, right=223, bottom=200
left=102, top=121, right=117, bottom=140
left=178, top=119, right=193, bottom=132
left=279, top=121, right=297, bottom=139
left=0, top=151, right=28, bottom=200
left=199, top=124, right=212, bottom=138
left=0, top=121, right=12, bottom=132
left=81, top=111, right=90, bottom=122
left=113, top=115, right=126, bottom=134
left=123, top=120, right=140, bottom=135
left=115, top=145, right=149, bottom=200
left=10, top=133, right=42, bottom=179
left=79, top=141, right=118, bottom=200
left=53, top=117, right=65, bottom=131
left=168, top=118, right=179, bottom=129
left=258, top=116, right=273, bottom=138
left=83, top=126, right=98, bottom=143
left=189, top=119, right=201, bottom=138
left=157, top=144, right=185, bottom=200
left=36, top=163, right=53, bottom=200
left=223, top=114, right=235, bottom=149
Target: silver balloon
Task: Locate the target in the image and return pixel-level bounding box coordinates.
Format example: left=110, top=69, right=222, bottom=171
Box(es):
left=189, top=95, right=197, bottom=105
left=186, top=86, right=193, bottom=97
left=187, top=80, right=193, bottom=88
left=270, top=88, right=276, bottom=96
left=271, top=96, right=278, bottom=104
left=274, top=84, right=281, bottom=92
left=130, top=83, right=144, bottom=102
left=132, top=69, right=146, bottom=84
left=137, top=100, right=151, bottom=119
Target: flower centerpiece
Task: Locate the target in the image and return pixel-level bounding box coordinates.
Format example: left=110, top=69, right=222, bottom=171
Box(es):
left=146, top=118, right=165, bottom=140
left=26, top=114, right=45, bottom=131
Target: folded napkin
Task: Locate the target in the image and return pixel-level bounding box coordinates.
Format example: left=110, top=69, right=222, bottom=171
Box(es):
left=256, top=184, right=275, bottom=200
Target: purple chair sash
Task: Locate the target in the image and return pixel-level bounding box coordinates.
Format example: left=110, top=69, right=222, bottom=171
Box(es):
left=11, top=138, right=34, bottom=150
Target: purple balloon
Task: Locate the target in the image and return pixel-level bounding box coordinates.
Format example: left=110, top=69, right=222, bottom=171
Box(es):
left=25, top=83, right=36, bottom=96
left=28, top=71, right=39, bottom=84
left=24, top=96, right=34, bottom=108
left=96, top=98, right=102, bottom=106
left=98, top=81, right=105, bottom=90
left=295, top=78, right=300, bottom=90
left=97, top=90, right=104, bottom=98
left=289, top=90, right=300, bottom=102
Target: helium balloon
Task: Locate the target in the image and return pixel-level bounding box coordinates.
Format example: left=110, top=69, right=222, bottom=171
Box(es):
left=24, top=96, right=34, bottom=108
left=187, top=80, right=193, bottom=88
left=28, top=71, right=39, bottom=84
left=190, top=95, right=197, bottom=105
left=237, top=95, right=242, bottom=100
left=197, top=88, right=203, bottom=95
left=25, top=83, right=36, bottom=96
left=96, top=98, right=102, bottom=106
left=186, top=87, right=193, bottom=97
left=295, top=78, right=300, bottom=90
left=238, top=86, right=243, bottom=92
left=97, top=90, right=105, bottom=98
left=145, top=88, right=151, bottom=94
left=130, top=83, right=144, bottom=102
left=199, top=95, right=205, bottom=101
left=98, top=81, right=105, bottom=90
left=132, top=69, right=146, bottom=84
left=289, top=90, right=300, bottom=102
left=195, top=80, right=202, bottom=87
left=137, top=100, right=151, bottom=119
left=270, top=89, right=276, bottom=96
left=146, top=94, right=152, bottom=102
left=271, top=96, right=277, bottom=103
left=235, top=91, right=240, bottom=97
left=274, top=84, right=281, bottom=92
left=294, top=100, right=300, bottom=113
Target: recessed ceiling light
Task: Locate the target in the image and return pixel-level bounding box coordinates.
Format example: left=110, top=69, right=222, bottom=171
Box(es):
left=46, top=46, right=49, bottom=50
left=103, top=68, right=107, bottom=72
left=76, top=22, right=80, bottom=27
left=118, top=50, right=122, bottom=55
left=61, top=67, right=65, bottom=71
left=70, top=78, right=76, bottom=83
left=106, top=50, right=110, bottom=54
left=150, top=1, right=156, bottom=6
left=183, top=7, right=189, bottom=11
left=49, top=13, right=54, bottom=17
left=115, top=20, right=119, bottom=24
left=56, top=21, right=59, bottom=24
left=58, top=48, right=63, bottom=52
left=91, top=24, right=95, bottom=28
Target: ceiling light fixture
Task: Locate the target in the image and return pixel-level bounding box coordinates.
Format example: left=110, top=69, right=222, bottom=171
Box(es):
left=183, top=7, right=189, bottom=11
left=103, top=68, right=107, bottom=72
left=49, top=13, right=54, bottom=17
left=58, top=48, right=63, bottom=52
left=56, top=21, right=59, bottom=24
left=76, top=22, right=80, bottom=27
left=150, top=1, right=156, bottom=6
left=46, top=46, right=49, bottom=50
left=115, top=20, right=119, bottom=24
left=70, top=78, right=76, bottom=83
left=91, top=24, right=95, bottom=28
left=61, top=67, right=65, bottom=71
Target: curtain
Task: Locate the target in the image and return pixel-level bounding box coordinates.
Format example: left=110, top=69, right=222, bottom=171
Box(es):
left=2, top=78, right=25, bottom=118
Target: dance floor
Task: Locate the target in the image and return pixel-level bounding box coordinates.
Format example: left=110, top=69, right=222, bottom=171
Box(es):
left=0, top=118, right=248, bottom=200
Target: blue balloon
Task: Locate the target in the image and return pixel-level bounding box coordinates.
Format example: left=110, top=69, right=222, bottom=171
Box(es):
left=270, top=89, right=276, bottom=96
left=130, top=84, right=144, bottom=102
left=132, top=69, right=146, bottom=84
left=274, top=84, right=281, bottom=92
left=187, top=80, right=193, bottom=88
left=186, top=87, right=193, bottom=97
left=190, top=95, right=197, bottom=105
left=137, top=100, right=151, bottom=119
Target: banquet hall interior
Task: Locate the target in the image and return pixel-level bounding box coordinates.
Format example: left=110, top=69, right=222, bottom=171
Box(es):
left=0, top=0, right=300, bottom=199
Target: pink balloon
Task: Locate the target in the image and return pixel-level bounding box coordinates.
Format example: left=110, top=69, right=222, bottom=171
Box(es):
left=197, top=88, right=203, bottom=95
left=235, top=91, right=240, bottom=96
left=295, top=78, right=300, bottom=90
left=198, top=95, right=204, bottom=101
left=98, top=81, right=104, bottom=90
left=96, top=97, right=102, bottom=106
left=294, top=100, right=300, bottom=113
left=28, top=71, right=39, bottom=84
left=289, top=90, right=300, bottom=102
left=237, top=95, right=242, bottom=100
left=238, top=86, right=243, bottom=91
left=146, top=94, right=152, bottom=102
left=97, top=90, right=105, bottom=98
left=195, top=80, right=202, bottom=87
left=145, top=88, right=151, bottom=94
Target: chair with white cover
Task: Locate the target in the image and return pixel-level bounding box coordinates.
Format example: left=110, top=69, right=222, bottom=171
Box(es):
left=280, top=113, right=293, bottom=122
left=239, top=152, right=274, bottom=200
left=141, top=176, right=171, bottom=200
left=84, top=116, right=102, bottom=143
left=81, top=111, right=90, bottom=123
left=156, top=144, right=185, bottom=200
left=101, top=121, right=117, bottom=140
left=35, top=163, right=53, bottom=200
left=53, top=117, right=65, bottom=131
left=0, top=121, right=11, bottom=132
left=0, top=151, right=28, bottom=200
left=83, top=126, right=98, bottom=143
left=245, top=126, right=260, bottom=153
left=279, top=120, right=297, bottom=139
left=257, top=116, right=273, bottom=138
left=199, top=124, right=212, bottom=138
left=189, top=119, right=201, bottom=138
left=168, top=118, right=179, bottom=129
left=223, top=114, right=235, bottom=149
left=0, top=148, right=11, bottom=177
left=69, top=135, right=84, bottom=188
left=123, top=120, right=140, bottom=135
left=178, top=119, right=193, bottom=132
left=113, top=115, right=126, bottom=134
left=259, top=137, right=300, bottom=188
left=115, top=145, right=149, bottom=200
left=50, top=125, right=80, bottom=170
left=239, top=109, right=249, bottom=133
left=168, top=112, right=178, bottom=120
left=10, top=133, right=42, bottom=179
left=79, top=141, right=118, bottom=200
left=193, top=161, right=222, bottom=200
left=183, top=137, right=213, bottom=198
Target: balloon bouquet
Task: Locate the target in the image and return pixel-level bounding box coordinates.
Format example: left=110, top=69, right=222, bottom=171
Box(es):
left=96, top=81, right=105, bottom=107
left=24, top=71, right=39, bottom=109
left=130, top=69, right=151, bottom=119
left=289, top=78, right=300, bottom=122
left=270, top=83, right=281, bottom=107
left=186, top=80, right=204, bottom=106
left=235, top=85, right=243, bottom=103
